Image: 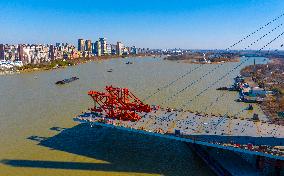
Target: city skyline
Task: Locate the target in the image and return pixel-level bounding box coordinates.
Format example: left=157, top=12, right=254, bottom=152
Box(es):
left=0, top=0, right=284, bottom=49
left=0, top=37, right=148, bottom=66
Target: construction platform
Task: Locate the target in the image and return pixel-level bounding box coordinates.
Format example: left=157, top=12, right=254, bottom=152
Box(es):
left=75, top=109, right=284, bottom=160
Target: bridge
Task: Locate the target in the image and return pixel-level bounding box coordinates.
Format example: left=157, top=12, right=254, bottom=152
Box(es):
left=74, top=13, right=284, bottom=175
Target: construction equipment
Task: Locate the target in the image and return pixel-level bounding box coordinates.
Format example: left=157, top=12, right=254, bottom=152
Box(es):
left=88, top=85, right=152, bottom=121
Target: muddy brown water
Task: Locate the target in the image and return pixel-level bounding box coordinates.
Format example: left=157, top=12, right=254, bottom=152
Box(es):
left=0, top=57, right=268, bottom=176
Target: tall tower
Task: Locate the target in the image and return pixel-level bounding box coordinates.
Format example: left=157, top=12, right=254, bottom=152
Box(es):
left=0, top=44, right=4, bottom=60
left=85, top=40, right=92, bottom=52
left=49, top=45, right=55, bottom=60
left=95, top=41, right=101, bottom=56
left=91, top=43, right=96, bottom=54
left=116, top=42, right=124, bottom=56
left=17, top=44, right=24, bottom=61
left=78, top=39, right=85, bottom=52
left=99, top=38, right=107, bottom=55
left=106, top=44, right=112, bottom=55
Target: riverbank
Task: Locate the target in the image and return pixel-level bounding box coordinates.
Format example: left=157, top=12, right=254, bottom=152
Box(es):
left=0, top=54, right=159, bottom=75
left=164, top=53, right=240, bottom=64
left=182, top=58, right=239, bottom=64
left=240, top=58, right=284, bottom=124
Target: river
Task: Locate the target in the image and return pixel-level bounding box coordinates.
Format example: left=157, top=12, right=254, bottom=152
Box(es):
left=0, top=56, right=268, bottom=176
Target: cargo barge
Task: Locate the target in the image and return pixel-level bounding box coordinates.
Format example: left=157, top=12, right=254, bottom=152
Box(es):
left=55, top=76, right=79, bottom=85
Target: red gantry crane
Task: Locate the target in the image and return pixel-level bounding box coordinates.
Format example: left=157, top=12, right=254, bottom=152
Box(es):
left=88, top=85, right=152, bottom=121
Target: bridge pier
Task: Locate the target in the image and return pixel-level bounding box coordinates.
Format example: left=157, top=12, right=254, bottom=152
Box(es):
left=187, top=143, right=232, bottom=176
left=274, top=159, right=282, bottom=176
left=255, top=157, right=283, bottom=175
left=256, top=155, right=265, bottom=171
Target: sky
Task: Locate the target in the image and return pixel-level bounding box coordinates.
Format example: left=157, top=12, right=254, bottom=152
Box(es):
left=0, top=0, right=284, bottom=49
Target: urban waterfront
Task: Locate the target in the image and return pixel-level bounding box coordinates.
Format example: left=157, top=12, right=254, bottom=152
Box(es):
left=0, top=56, right=268, bottom=176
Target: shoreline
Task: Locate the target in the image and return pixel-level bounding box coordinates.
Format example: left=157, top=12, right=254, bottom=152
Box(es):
left=0, top=54, right=161, bottom=75
left=240, top=57, right=284, bottom=124
left=165, top=56, right=240, bottom=64
left=164, top=52, right=240, bottom=64
left=181, top=58, right=240, bottom=64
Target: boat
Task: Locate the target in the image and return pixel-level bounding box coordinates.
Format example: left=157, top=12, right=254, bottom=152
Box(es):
left=234, top=75, right=245, bottom=83
left=235, top=98, right=243, bottom=102
left=247, top=104, right=253, bottom=110
left=216, top=87, right=228, bottom=90
left=55, top=77, right=79, bottom=85
left=252, top=113, right=260, bottom=121
left=107, top=69, right=113, bottom=72
left=243, top=99, right=257, bottom=103
left=228, top=86, right=238, bottom=91
left=126, top=61, right=133, bottom=64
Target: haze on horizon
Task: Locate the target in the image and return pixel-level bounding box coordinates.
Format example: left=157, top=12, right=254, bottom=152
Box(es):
left=0, top=0, right=284, bottom=50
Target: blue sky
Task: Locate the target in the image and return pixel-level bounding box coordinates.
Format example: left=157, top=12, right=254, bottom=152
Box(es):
left=0, top=0, right=284, bottom=49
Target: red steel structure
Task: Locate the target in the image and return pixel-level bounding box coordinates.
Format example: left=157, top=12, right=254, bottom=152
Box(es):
left=88, top=85, right=152, bottom=121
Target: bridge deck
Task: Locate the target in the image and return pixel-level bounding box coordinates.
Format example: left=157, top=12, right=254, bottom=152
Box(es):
left=75, top=109, right=284, bottom=160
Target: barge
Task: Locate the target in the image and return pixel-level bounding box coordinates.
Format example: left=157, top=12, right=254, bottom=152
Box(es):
left=55, top=76, right=79, bottom=85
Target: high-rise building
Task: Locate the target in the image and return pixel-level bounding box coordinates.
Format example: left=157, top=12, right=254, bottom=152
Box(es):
left=111, top=44, right=117, bottom=55
left=85, top=40, right=92, bottom=52
left=126, top=47, right=131, bottom=54
left=17, top=44, right=24, bottom=61
left=116, top=42, right=124, bottom=56
left=99, top=38, right=107, bottom=55
left=49, top=45, right=55, bottom=60
left=0, top=44, right=4, bottom=60
left=91, top=43, right=96, bottom=54
left=129, top=46, right=138, bottom=55
left=78, top=39, right=85, bottom=52
left=106, top=44, right=112, bottom=55
left=93, top=41, right=101, bottom=56
left=123, top=47, right=129, bottom=55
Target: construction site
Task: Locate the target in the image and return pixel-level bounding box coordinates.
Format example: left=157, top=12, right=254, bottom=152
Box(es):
left=73, top=14, right=284, bottom=176
left=75, top=84, right=284, bottom=175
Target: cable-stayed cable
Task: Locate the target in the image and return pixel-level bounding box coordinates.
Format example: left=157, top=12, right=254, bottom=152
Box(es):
left=243, top=23, right=283, bottom=50
left=143, top=13, right=284, bottom=103
left=159, top=25, right=281, bottom=106
left=143, top=64, right=202, bottom=101
left=180, top=31, right=284, bottom=109
left=225, top=13, right=284, bottom=50
left=189, top=33, right=284, bottom=132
